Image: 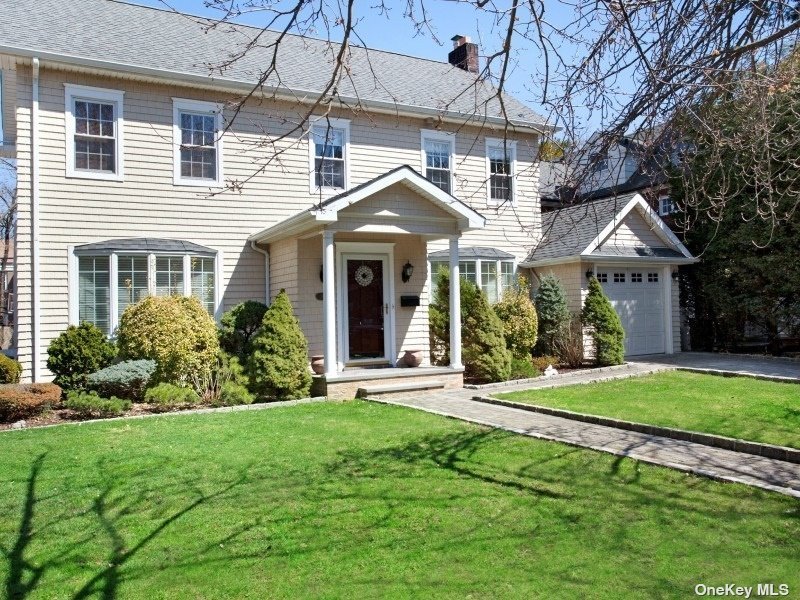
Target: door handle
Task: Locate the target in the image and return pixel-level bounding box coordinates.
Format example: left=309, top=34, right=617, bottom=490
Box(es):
left=384, top=303, right=388, bottom=315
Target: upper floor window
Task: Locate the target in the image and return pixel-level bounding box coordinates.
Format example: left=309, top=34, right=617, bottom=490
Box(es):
left=173, top=98, right=223, bottom=186
left=486, top=138, right=516, bottom=205
left=65, top=84, right=124, bottom=181
left=658, top=195, right=676, bottom=216
left=309, top=117, right=350, bottom=193
left=421, top=130, right=455, bottom=194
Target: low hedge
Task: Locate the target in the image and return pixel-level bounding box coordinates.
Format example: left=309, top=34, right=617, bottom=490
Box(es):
left=145, top=383, right=200, bottom=412
left=0, top=383, right=62, bottom=421
left=65, top=391, right=131, bottom=419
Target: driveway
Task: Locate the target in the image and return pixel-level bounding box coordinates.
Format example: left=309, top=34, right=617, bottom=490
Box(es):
left=629, top=352, right=800, bottom=382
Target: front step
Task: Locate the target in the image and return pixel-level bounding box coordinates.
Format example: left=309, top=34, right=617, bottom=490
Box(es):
left=356, top=380, right=446, bottom=398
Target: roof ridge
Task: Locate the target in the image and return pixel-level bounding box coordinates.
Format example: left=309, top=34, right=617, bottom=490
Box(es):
left=108, top=0, right=468, bottom=70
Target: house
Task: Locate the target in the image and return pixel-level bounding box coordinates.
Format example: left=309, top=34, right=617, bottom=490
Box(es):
left=0, top=0, right=694, bottom=395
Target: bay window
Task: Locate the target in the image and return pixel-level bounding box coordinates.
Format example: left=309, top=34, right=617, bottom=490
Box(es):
left=72, top=240, right=220, bottom=335
left=429, top=252, right=516, bottom=303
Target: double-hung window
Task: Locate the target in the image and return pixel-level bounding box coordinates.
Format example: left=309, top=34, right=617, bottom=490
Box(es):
left=65, top=84, right=124, bottom=180
left=421, top=130, right=455, bottom=194
left=310, top=118, right=350, bottom=192
left=72, top=241, right=220, bottom=335
left=486, top=138, right=516, bottom=205
left=173, top=98, right=223, bottom=186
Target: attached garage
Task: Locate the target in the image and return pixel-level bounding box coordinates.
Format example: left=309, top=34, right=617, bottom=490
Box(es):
left=595, top=267, right=666, bottom=356
left=523, top=193, right=697, bottom=357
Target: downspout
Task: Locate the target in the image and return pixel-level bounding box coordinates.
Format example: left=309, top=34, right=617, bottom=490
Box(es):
left=30, top=57, right=40, bottom=381
left=250, top=240, right=270, bottom=304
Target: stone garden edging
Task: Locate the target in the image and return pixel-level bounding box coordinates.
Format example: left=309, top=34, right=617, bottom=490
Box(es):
left=472, top=395, right=800, bottom=464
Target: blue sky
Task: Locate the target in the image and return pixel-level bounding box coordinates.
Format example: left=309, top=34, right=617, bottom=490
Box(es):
left=131, top=0, right=593, bottom=133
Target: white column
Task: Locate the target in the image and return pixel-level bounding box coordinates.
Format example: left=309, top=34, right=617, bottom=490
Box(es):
left=448, top=235, right=462, bottom=369
left=322, top=230, right=337, bottom=376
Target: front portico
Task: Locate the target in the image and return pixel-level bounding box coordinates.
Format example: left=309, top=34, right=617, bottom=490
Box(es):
left=249, top=166, right=485, bottom=397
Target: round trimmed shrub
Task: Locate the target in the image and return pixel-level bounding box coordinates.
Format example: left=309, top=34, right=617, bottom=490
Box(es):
left=145, top=382, right=200, bottom=411
left=219, top=300, right=269, bottom=359
left=248, top=290, right=311, bottom=400
left=582, top=277, right=625, bottom=366
left=0, top=354, right=22, bottom=384
left=534, top=274, right=571, bottom=357
left=217, top=381, right=255, bottom=407
left=494, top=275, right=538, bottom=359
left=46, top=323, right=117, bottom=390
left=117, top=296, right=219, bottom=385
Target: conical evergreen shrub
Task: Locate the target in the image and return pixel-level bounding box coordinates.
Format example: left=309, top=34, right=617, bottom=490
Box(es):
left=534, top=273, right=571, bottom=356
left=429, top=269, right=511, bottom=383
left=581, top=277, right=625, bottom=366
left=248, top=290, right=311, bottom=399
left=494, top=275, right=538, bottom=359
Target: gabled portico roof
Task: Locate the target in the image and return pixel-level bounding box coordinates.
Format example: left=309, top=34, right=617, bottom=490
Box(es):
left=249, top=166, right=486, bottom=244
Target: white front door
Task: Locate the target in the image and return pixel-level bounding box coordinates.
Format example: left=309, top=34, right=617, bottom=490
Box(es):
left=597, top=267, right=666, bottom=356
left=340, top=253, right=393, bottom=364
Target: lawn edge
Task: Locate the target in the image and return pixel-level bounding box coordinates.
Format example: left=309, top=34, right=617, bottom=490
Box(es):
left=0, top=396, right=331, bottom=433
left=367, top=396, right=800, bottom=499
left=473, top=395, right=800, bottom=464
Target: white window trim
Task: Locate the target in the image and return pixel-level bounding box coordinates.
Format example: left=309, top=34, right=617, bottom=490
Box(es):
left=485, top=137, right=517, bottom=206
left=68, top=247, right=222, bottom=334
left=64, top=83, right=125, bottom=181
left=658, top=195, right=674, bottom=216
left=308, top=116, right=351, bottom=195
left=172, top=98, right=225, bottom=187
left=420, top=128, right=456, bottom=195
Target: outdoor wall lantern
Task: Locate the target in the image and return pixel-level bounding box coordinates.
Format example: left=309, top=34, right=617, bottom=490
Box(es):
left=585, top=268, right=595, bottom=280
left=672, top=270, right=680, bottom=280
left=402, top=261, right=415, bottom=283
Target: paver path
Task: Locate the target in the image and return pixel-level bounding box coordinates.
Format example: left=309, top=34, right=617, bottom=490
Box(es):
left=369, top=377, right=800, bottom=497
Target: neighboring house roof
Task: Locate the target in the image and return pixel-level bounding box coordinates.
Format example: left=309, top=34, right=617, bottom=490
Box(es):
left=523, top=192, right=694, bottom=266
left=249, top=165, right=486, bottom=243
left=428, top=247, right=515, bottom=260
left=538, top=160, right=571, bottom=201
left=74, top=238, right=216, bottom=256
left=0, top=0, right=548, bottom=130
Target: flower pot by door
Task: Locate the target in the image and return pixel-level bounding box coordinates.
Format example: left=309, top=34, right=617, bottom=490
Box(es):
left=402, top=349, right=423, bottom=368
left=311, top=355, right=325, bottom=375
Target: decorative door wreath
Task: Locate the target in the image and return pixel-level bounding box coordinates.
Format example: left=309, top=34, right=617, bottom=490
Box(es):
left=354, top=264, right=374, bottom=287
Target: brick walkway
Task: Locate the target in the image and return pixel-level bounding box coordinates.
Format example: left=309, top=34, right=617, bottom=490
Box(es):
left=368, top=366, right=800, bottom=497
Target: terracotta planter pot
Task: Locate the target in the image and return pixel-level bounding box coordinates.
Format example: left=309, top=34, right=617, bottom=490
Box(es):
left=402, top=349, right=423, bottom=368
left=310, top=355, right=325, bottom=375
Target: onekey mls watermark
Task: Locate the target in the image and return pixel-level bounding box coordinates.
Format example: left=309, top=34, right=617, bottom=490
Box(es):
left=694, top=584, right=790, bottom=598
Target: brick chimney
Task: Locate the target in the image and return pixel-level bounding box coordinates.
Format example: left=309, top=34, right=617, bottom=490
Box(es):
left=448, top=35, right=479, bottom=74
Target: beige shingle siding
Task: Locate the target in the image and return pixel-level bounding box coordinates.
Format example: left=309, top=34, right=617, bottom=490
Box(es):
left=603, top=211, right=664, bottom=248
left=1, top=66, right=18, bottom=149
left=15, top=65, right=541, bottom=380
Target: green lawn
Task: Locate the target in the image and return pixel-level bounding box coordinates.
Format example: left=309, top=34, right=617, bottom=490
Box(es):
left=498, top=371, right=800, bottom=449
left=0, top=402, right=798, bottom=599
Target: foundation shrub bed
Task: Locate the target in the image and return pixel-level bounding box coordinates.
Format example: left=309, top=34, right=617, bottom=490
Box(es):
left=46, top=323, right=117, bottom=391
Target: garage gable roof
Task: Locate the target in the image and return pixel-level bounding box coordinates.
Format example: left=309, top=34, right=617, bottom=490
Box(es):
left=523, top=193, right=694, bottom=266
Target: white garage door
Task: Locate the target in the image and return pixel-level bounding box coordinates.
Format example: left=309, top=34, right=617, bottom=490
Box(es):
left=596, top=268, right=665, bottom=356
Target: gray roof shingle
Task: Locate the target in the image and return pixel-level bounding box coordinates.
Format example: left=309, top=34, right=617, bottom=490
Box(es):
left=74, top=238, right=216, bottom=255
left=0, top=0, right=547, bottom=128
left=428, top=247, right=515, bottom=260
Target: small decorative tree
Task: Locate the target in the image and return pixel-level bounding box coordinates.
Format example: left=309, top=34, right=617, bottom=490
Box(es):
left=218, top=300, right=269, bottom=360
left=248, top=290, right=311, bottom=399
left=534, top=274, right=571, bottom=356
left=494, top=275, right=538, bottom=359
left=581, top=277, right=625, bottom=366
left=46, top=323, right=117, bottom=390
left=429, top=270, right=511, bottom=383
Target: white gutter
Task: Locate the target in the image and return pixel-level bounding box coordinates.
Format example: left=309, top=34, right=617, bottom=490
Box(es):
left=30, top=57, right=40, bottom=381
left=0, top=45, right=552, bottom=135
left=250, top=241, right=270, bottom=304
left=520, top=254, right=698, bottom=268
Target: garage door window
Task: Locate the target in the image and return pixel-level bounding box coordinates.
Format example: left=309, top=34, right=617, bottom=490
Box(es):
left=596, top=272, right=608, bottom=283
left=631, top=272, right=643, bottom=283
left=648, top=272, right=659, bottom=283
left=613, top=273, right=626, bottom=283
